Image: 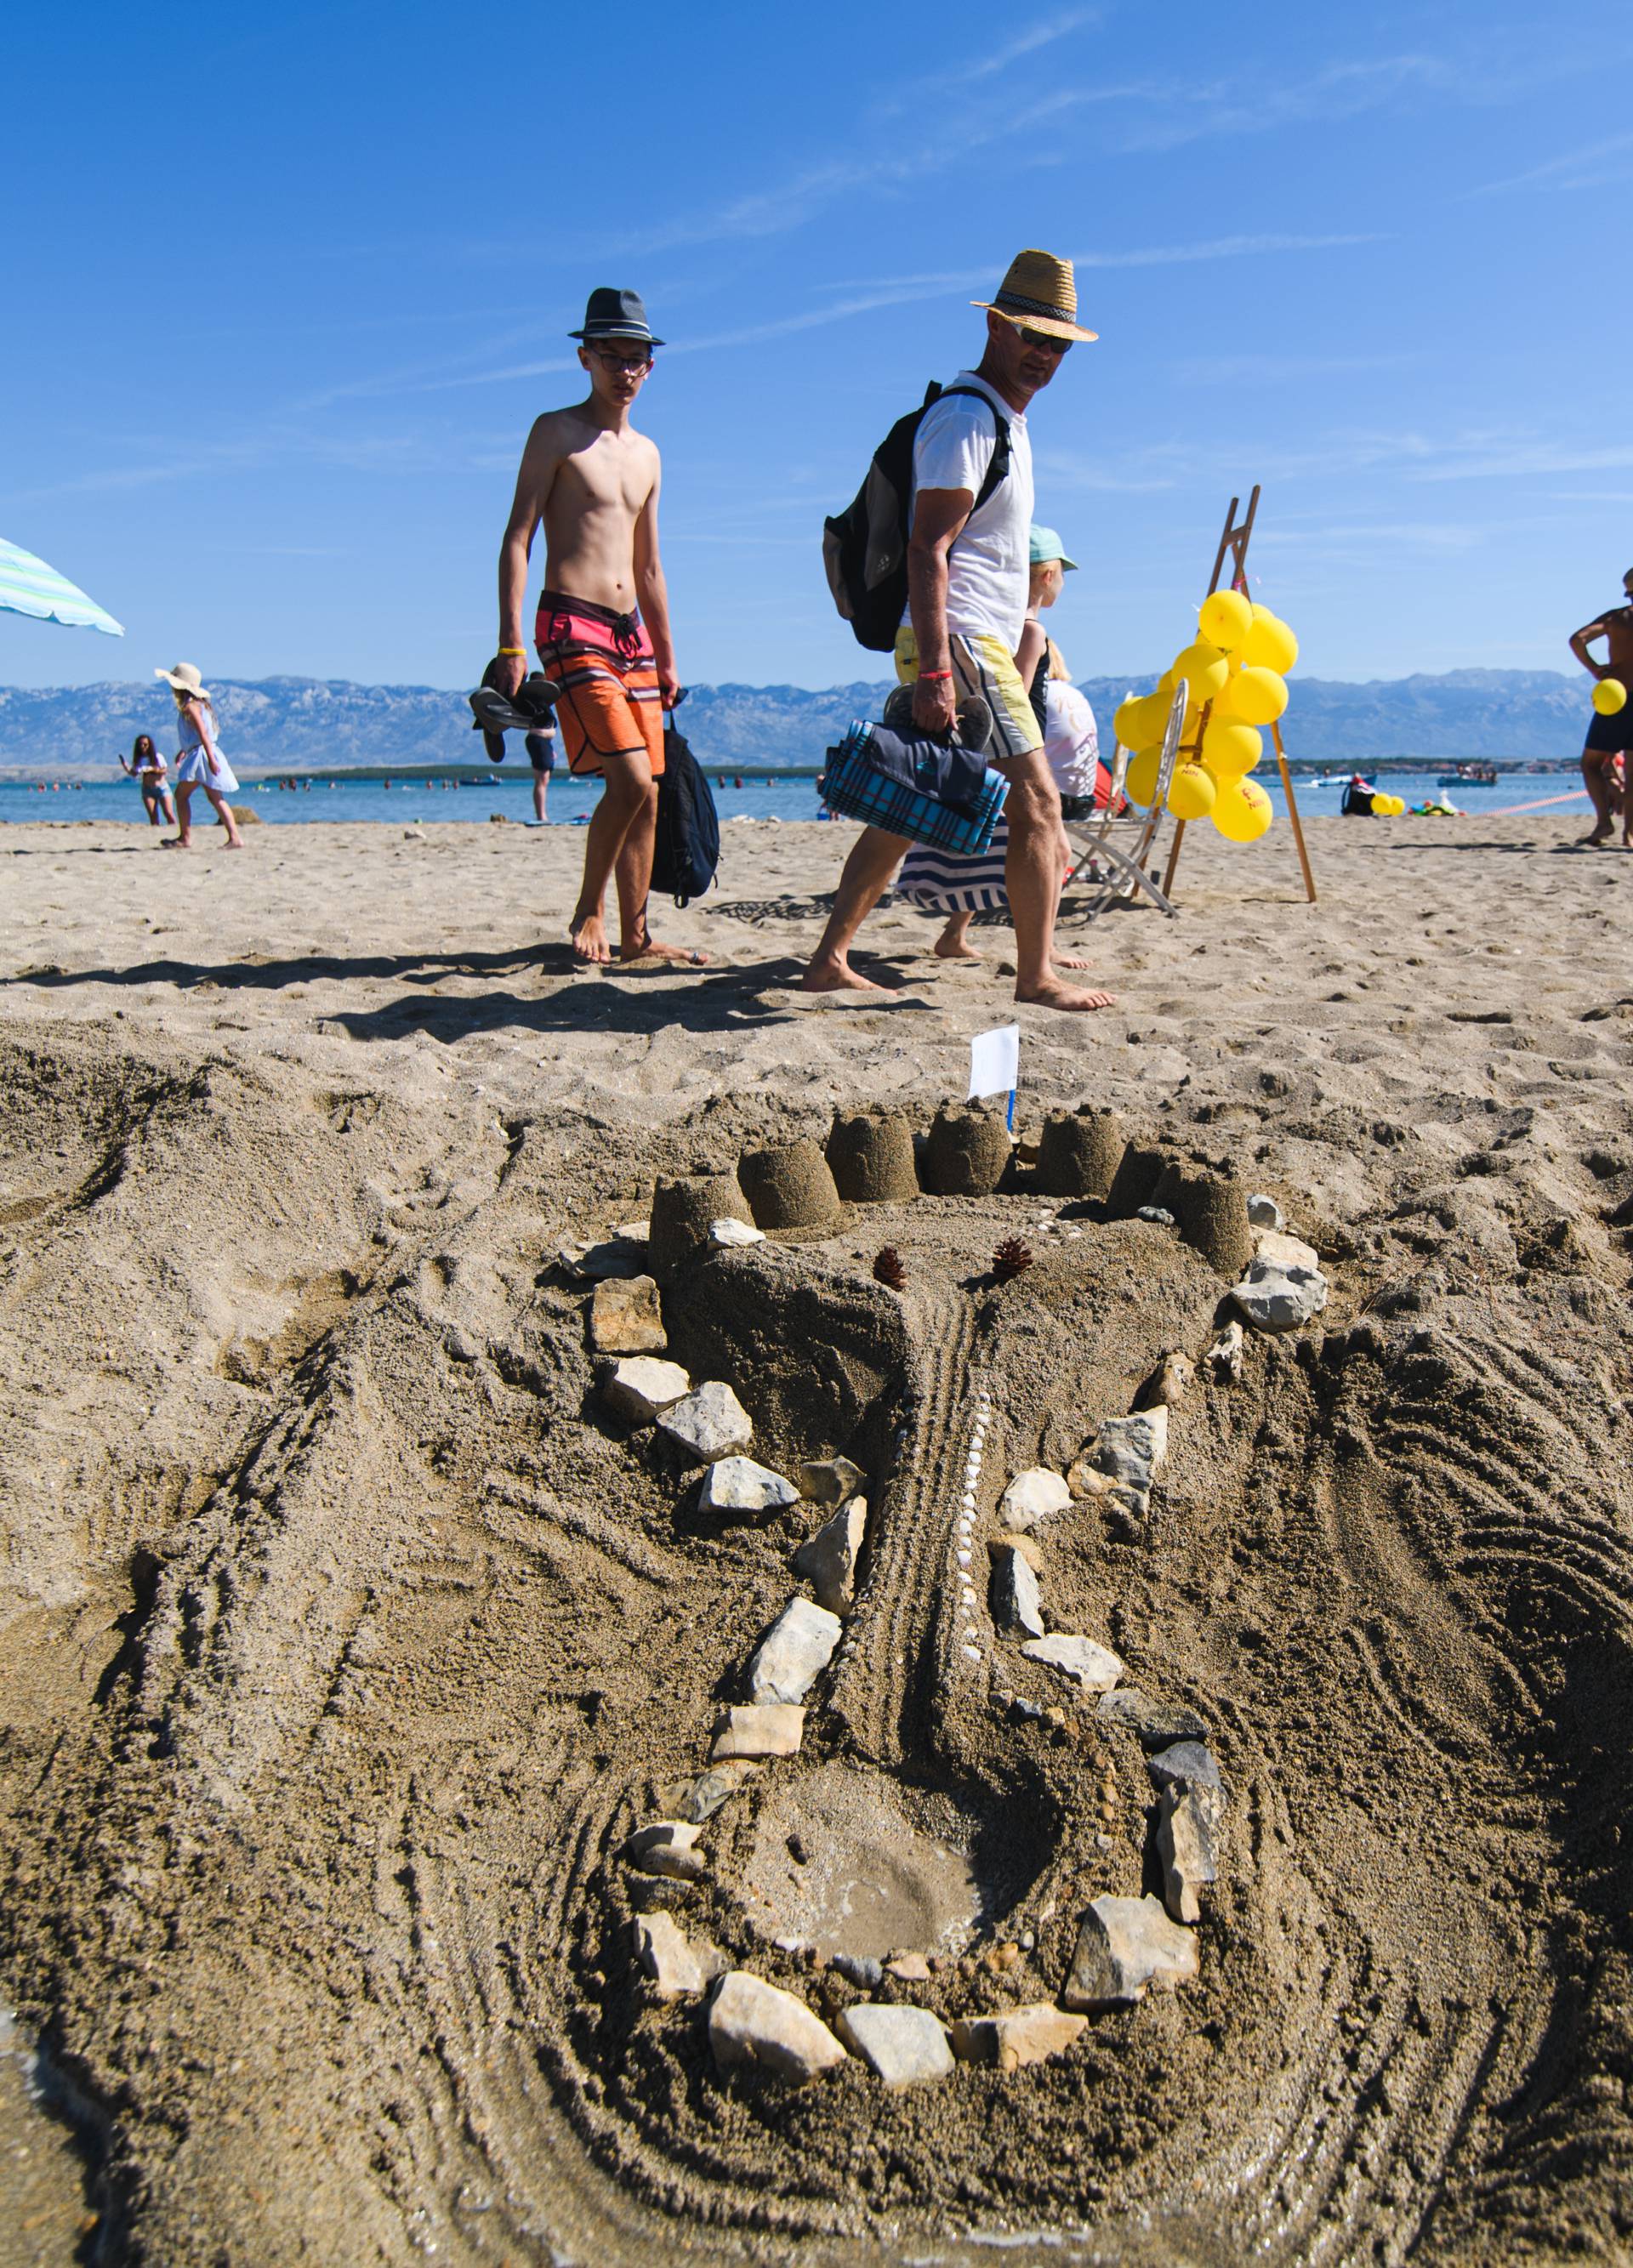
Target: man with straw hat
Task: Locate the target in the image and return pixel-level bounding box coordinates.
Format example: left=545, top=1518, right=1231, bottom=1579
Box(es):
left=801, top=250, right=1112, bottom=1011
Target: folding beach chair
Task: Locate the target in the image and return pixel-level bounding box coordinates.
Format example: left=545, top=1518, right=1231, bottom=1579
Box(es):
left=1061, top=683, right=1184, bottom=921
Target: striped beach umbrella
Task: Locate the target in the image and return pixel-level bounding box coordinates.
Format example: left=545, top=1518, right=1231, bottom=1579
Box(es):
left=0, top=535, right=124, bottom=637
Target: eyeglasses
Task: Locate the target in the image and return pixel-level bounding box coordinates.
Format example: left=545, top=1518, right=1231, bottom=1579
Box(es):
left=1015, top=326, right=1072, bottom=358
left=586, top=345, right=654, bottom=372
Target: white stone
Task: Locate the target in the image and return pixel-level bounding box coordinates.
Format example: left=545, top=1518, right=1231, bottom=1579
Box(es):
left=799, top=1456, right=865, bottom=1505
left=835, top=2003, right=953, bottom=2088
left=602, top=1356, right=691, bottom=1424
left=1062, top=1895, right=1200, bottom=2009
left=1021, top=1634, right=1126, bottom=1692
left=794, top=1496, right=868, bottom=1613
left=613, top=1219, right=650, bottom=1242
left=951, top=2003, right=1087, bottom=2071
left=711, top=1703, right=804, bottom=1759
left=1231, top=1257, right=1329, bottom=1334
left=1207, top=1322, right=1245, bottom=1382
left=1255, top=1227, right=1321, bottom=1273
left=748, top=1596, right=843, bottom=1705
left=660, top=1380, right=754, bottom=1464
left=619, top=1820, right=707, bottom=1882
left=1081, top=1407, right=1169, bottom=1517
left=1247, top=1192, right=1283, bottom=1231
left=990, top=1544, right=1044, bottom=1640
left=709, top=1216, right=765, bottom=1248
left=999, top=1469, right=1072, bottom=1531
left=700, top=1456, right=799, bottom=1514
left=634, top=1912, right=718, bottom=1997
left=1157, top=1785, right=1219, bottom=1925
left=589, top=1273, right=666, bottom=1355
left=708, top=1971, right=847, bottom=2083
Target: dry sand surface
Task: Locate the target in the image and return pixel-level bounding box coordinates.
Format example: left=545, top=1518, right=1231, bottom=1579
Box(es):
left=1, top=810, right=1631, bottom=2265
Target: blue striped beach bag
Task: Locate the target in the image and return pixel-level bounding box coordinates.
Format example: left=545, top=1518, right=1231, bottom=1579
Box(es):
left=819, top=718, right=1009, bottom=856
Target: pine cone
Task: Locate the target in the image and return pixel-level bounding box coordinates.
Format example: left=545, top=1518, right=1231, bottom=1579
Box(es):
left=873, top=1245, right=907, bottom=1290
left=991, top=1236, right=1033, bottom=1283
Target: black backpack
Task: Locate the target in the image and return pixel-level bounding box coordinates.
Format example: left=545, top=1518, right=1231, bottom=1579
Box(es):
left=822, top=384, right=1012, bottom=651
left=650, top=721, right=720, bottom=907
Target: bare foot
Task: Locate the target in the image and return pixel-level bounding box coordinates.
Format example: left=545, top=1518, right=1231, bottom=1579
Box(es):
left=1015, top=977, right=1118, bottom=1012
left=1053, top=952, right=1095, bottom=971
left=159, top=836, right=190, bottom=850
left=934, top=938, right=982, bottom=962
left=1578, top=827, right=1613, bottom=848
left=571, top=912, right=612, bottom=963
left=799, top=957, right=888, bottom=994
left=620, top=934, right=708, bottom=967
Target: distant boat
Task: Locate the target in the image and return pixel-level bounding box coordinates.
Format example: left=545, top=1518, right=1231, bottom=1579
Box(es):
left=1438, top=762, right=1498, bottom=786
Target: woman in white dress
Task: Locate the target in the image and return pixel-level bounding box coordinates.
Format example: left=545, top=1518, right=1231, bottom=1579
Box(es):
left=156, top=662, right=244, bottom=850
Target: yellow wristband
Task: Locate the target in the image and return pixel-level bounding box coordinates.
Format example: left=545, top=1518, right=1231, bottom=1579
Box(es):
left=496, top=645, right=526, bottom=658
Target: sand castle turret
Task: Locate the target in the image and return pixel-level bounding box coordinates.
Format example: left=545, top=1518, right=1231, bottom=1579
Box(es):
left=826, top=1111, right=919, bottom=1205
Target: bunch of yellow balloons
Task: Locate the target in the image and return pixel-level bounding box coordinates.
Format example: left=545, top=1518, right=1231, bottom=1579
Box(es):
left=1112, top=589, right=1299, bottom=847
left=1369, top=792, right=1407, bottom=817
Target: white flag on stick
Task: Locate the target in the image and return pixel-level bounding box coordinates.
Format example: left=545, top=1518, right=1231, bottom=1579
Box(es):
left=968, top=1022, right=1020, bottom=1104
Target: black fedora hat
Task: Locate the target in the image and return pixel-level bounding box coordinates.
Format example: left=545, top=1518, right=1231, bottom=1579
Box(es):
left=570, top=287, right=664, bottom=347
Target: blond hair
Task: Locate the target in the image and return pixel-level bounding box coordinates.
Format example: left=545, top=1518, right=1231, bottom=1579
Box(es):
left=1046, top=638, right=1072, bottom=684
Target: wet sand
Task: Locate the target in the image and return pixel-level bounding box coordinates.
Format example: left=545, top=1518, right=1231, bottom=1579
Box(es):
left=1, top=811, right=1630, bottom=2264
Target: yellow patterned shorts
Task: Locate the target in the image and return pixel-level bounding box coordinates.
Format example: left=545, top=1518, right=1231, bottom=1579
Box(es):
left=893, top=627, right=1043, bottom=760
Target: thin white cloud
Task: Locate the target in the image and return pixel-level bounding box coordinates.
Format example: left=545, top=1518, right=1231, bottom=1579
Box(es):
left=1465, top=130, right=1633, bottom=198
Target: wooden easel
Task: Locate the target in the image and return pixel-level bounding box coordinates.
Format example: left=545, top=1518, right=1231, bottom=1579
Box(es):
left=1159, top=486, right=1317, bottom=905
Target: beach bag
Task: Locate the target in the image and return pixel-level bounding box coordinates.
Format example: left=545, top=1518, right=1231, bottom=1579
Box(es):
left=822, top=384, right=1011, bottom=651
left=651, top=722, right=720, bottom=907
left=819, top=718, right=1009, bottom=855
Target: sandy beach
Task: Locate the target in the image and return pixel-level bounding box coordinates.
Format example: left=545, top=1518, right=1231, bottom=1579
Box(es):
left=2, top=810, right=1631, bottom=2265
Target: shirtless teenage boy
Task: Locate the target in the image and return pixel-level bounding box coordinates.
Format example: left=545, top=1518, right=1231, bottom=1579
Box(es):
left=497, top=287, right=703, bottom=962
left=1568, top=567, right=1633, bottom=848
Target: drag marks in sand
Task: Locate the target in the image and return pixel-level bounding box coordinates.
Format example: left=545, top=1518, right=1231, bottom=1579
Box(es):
left=1, top=1003, right=1632, bottom=2259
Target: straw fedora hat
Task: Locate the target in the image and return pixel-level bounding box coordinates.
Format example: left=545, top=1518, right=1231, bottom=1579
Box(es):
left=155, top=661, right=210, bottom=702
left=972, top=249, right=1097, bottom=343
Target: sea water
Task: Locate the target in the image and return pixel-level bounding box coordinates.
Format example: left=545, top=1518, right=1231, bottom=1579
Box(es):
left=0, top=769, right=1585, bottom=829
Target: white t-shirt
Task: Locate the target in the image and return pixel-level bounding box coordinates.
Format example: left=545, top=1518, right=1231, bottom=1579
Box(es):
left=1044, top=679, right=1101, bottom=799
left=906, top=370, right=1034, bottom=651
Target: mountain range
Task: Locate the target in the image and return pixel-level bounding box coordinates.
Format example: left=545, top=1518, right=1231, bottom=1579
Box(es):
left=0, top=668, right=1597, bottom=776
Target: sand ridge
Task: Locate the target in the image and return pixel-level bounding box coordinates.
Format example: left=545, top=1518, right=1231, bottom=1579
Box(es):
left=0, top=813, right=1631, bottom=2262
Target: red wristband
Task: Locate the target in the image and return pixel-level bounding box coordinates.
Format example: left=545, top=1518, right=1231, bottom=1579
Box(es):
left=917, top=668, right=953, bottom=681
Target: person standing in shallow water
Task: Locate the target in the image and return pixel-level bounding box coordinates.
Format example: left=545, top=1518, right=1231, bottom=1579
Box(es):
left=494, top=287, right=704, bottom=964
left=800, top=250, right=1112, bottom=1012
left=155, top=663, right=244, bottom=850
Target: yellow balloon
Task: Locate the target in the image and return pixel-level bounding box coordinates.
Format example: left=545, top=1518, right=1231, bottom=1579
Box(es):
left=1215, top=665, right=1289, bottom=727
left=1198, top=588, right=1253, bottom=651
left=1173, top=639, right=1229, bottom=702
left=1389, top=795, right=1407, bottom=815
left=1166, top=763, right=1218, bottom=821
left=1212, top=776, right=1273, bottom=843
left=1200, top=719, right=1262, bottom=777
left=1369, top=793, right=1390, bottom=816
left=1114, top=691, right=1168, bottom=750
left=1242, top=605, right=1299, bottom=674
left=1593, top=677, right=1628, bottom=715
left=1124, top=745, right=1163, bottom=806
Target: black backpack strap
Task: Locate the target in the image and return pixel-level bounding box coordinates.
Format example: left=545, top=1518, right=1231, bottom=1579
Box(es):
left=936, top=382, right=1012, bottom=509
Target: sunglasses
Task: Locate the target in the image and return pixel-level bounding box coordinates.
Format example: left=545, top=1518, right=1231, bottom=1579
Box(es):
left=1015, top=326, right=1073, bottom=358
left=587, top=344, right=654, bottom=372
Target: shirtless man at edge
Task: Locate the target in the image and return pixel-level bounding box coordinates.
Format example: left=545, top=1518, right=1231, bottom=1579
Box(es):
left=800, top=249, right=1113, bottom=1013
left=1568, top=567, right=1633, bottom=849
left=496, top=286, right=705, bottom=963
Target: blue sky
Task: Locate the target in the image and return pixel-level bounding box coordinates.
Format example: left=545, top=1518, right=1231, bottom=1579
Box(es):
left=4, top=1, right=1630, bottom=695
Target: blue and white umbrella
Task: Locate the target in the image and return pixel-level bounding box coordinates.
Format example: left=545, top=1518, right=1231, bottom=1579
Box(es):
left=0, top=535, right=124, bottom=637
